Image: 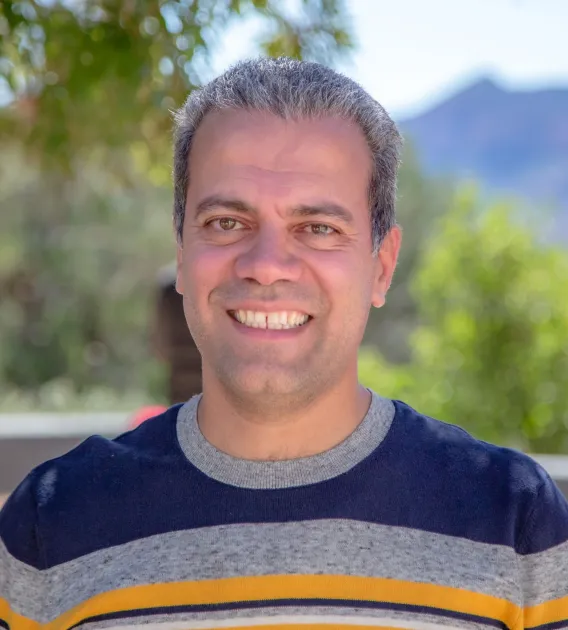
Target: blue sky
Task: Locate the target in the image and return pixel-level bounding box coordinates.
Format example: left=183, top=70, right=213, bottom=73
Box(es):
left=211, top=0, right=568, bottom=119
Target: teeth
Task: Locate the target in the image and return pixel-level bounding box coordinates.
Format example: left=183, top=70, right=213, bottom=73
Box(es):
left=233, top=310, right=309, bottom=330
left=253, top=312, right=266, bottom=329
left=267, top=313, right=281, bottom=328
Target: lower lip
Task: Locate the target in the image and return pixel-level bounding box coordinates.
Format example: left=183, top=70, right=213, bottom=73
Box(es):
left=227, top=313, right=312, bottom=340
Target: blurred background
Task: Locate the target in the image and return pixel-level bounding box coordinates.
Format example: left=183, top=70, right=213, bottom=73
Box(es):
left=1, top=0, right=567, bottom=496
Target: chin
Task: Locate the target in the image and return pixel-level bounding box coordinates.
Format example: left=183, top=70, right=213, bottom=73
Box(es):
left=229, top=370, right=301, bottom=396
left=216, top=361, right=313, bottom=399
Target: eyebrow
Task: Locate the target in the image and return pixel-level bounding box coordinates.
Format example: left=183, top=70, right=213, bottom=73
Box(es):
left=194, top=195, right=254, bottom=220
left=293, top=203, right=354, bottom=225
left=194, top=195, right=354, bottom=225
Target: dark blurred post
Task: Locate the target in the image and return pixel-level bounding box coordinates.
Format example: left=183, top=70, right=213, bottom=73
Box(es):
left=153, top=263, right=202, bottom=404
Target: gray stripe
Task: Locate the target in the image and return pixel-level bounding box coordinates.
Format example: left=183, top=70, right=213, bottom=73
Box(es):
left=0, top=538, right=45, bottom=621
left=519, top=538, right=568, bottom=606
left=176, top=389, right=395, bottom=489
left=1, top=520, right=521, bottom=622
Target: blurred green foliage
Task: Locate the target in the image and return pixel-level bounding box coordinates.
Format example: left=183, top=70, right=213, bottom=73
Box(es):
left=0, top=151, right=174, bottom=406
left=0, top=0, right=352, bottom=177
left=360, top=186, right=568, bottom=453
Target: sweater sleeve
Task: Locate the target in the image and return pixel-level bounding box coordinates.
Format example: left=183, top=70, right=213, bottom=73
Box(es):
left=0, top=472, right=45, bottom=628
left=518, top=473, right=568, bottom=629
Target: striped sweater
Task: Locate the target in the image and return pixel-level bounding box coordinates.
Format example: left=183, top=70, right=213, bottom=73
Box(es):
left=1, top=391, right=568, bottom=629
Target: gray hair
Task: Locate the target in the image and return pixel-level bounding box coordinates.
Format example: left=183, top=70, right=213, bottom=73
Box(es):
left=173, top=57, right=402, bottom=254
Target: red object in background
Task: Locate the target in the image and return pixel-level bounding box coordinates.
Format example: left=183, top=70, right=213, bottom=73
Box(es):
left=129, top=405, right=168, bottom=429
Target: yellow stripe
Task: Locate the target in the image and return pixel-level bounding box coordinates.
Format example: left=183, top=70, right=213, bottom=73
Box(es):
left=524, top=593, right=568, bottom=628
left=1, top=574, right=523, bottom=630
left=0, top=599, right=423, bottom=630
left=0, top=602, right=438, bottom=630
left=0, top=598, right=41, bottom=630
left=44, top=574, right=521, bottom=630
left=0, top=603, right=427, bottom=630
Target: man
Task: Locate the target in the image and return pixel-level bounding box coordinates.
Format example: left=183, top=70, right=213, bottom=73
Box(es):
left=153, top=262, right=202, bottom=404
left=1, top=57, right=567, bottom=629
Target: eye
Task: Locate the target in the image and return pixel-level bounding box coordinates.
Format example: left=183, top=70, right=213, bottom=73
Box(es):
left=206, top=217, right=246, bottom=231
left=303, top=223, right=339, bottom=236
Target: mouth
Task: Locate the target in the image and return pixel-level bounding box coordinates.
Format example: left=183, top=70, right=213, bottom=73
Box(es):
left=227, top=309, right=312, bottom=330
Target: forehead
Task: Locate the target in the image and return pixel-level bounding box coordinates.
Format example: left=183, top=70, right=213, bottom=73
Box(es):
left=187, top=109, right=372, bottom=203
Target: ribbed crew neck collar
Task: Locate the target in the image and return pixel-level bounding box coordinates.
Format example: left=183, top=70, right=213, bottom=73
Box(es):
left=176, top=390, right=395, bottom=489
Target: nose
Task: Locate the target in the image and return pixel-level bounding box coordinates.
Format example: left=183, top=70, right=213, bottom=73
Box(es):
left=234, top=225, right=302, bottom=286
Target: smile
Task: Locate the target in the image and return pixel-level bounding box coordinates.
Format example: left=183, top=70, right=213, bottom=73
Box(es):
left=228, top=310, right=311, bottom=330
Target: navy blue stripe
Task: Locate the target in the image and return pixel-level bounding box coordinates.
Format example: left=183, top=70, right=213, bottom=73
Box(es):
left=67, top=598, right=509, bottom=630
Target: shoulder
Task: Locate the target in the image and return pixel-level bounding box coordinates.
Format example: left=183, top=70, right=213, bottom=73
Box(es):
left=392, top=399, right=548, bottom=491
left=0, top=404, right=184, bottom=567
left=32, top=403, right=182, bottom=493
left=386, top=399, right=568, bottom=551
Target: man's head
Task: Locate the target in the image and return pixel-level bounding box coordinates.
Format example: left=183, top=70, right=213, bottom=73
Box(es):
left=173, top=57, right=402, bottom=413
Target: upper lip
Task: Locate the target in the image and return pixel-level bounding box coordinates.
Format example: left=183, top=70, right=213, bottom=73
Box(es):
left=226, top=303, right=312, bottom=317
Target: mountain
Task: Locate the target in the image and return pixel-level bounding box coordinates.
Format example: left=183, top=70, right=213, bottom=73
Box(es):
left=399, top=78, right=568, bottom=238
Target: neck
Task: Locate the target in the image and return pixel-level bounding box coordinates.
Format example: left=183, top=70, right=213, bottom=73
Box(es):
left=196, top=372, right=372, bottom=461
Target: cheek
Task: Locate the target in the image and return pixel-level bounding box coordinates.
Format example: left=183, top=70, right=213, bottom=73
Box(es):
left=183, top=245, right=230, bottom=292
left=316, top=253, right=375, bottom=315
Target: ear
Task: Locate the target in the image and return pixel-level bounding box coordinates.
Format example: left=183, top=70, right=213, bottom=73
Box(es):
left=175, top=242, right=184, bottom=295
left=371, top=225, right=402, bottom=308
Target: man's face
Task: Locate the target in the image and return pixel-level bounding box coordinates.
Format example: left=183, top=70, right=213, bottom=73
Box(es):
left=177, top=109, right=400, bottom=409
